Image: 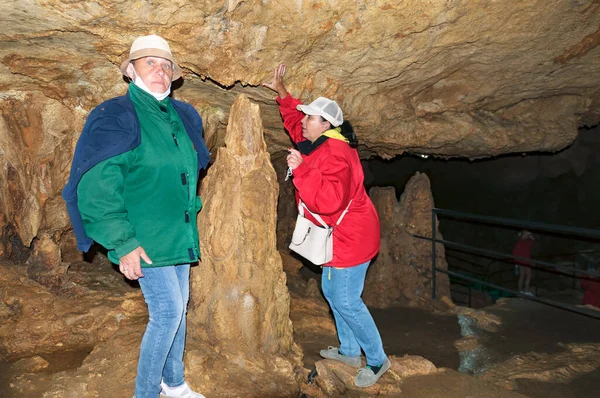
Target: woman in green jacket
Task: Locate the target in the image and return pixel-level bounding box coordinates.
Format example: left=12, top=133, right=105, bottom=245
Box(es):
left=74, top=35, right=206, bottom=398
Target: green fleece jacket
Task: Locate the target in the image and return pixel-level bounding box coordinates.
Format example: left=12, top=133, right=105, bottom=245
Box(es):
left=77, top=83, right=201, bottom=267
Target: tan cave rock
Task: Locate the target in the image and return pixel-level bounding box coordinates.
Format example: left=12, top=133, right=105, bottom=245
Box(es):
left=0, top=91, right=80, bottom=249
left=32, top=322, right=146, bottom=398
left=1, top=1, right=600, bottom=250
left=479, top=343, right=600, bottom=391
left=186, top=94, right=303, bottom=396
left=363, top=172, right=451, bottom=308
left=1, top=0, right=598, bottom=156
left=1, top=2, right=600, bottom=395
left=0, top=260, right=147, bottom=362
left=302, top=355, right=437, bottom=397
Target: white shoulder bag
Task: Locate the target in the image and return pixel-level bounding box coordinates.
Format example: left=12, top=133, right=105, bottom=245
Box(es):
left=289, top=200, right=352, bottom=265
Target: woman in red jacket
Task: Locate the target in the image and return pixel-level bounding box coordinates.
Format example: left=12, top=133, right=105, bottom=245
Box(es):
left=264, top=64, right=389, bottom=388
left=513, top=230, right=536, bottom=295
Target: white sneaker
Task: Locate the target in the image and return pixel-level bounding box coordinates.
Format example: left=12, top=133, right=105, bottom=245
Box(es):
left=160, top=381, right=206, bottom=398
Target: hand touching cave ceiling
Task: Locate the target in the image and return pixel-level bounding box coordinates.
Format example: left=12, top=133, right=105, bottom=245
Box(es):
left=0, top=0, right=599, bottom=246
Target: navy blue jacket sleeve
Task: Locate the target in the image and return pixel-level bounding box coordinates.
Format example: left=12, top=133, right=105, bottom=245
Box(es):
left=62, top=95, right=139, bottom=252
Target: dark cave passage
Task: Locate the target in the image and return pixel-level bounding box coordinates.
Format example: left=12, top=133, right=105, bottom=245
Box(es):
left=363, top=125, right=600, bottom=308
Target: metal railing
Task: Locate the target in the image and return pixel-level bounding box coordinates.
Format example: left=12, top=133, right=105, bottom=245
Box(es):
left=421, top=208, right=600, bottom=319
left=446, top=249, right=600, bottom=299
left=443, top=253, right=487, bottom=307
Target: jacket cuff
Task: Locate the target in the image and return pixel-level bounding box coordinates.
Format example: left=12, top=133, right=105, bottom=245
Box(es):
left=293, top=161, right=310, bottom=178
left=276, top=93, right=293, bottom=105
left=114, top=236, right=141, bottom=259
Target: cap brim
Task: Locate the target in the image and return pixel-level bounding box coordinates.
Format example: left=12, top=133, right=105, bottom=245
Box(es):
left=296, top=104, right=321, bottom=115
left=297, top=104, right=341, bottom=126
left=120, top=49, right=182, bottom=81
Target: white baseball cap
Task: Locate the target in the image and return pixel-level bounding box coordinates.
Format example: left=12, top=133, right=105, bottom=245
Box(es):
left=296, top=97, right=344, bottom=127
left=120, top=34, right=182, bottom=81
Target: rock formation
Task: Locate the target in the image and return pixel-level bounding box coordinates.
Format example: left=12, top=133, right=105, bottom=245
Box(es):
left=455, top=298, right=600, bottom=396
left=1, top=0, right=600, bottom=253
left=301, top=355, right=437, bottom=397
left=480, top=342, right=600, bottom=391
left=0, top=92, right=81, bottom=254
left=0, top=261, right=146, bottom=362
left=1, top=1, right=600, bottom=396
left=363, top=172, right=451, bottom=308
left=186, top=94, right=302, bottom=396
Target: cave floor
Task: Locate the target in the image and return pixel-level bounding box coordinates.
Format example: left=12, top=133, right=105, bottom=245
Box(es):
left=382, top=301, right=600, bottom=398
left=295, top=300, right=600, bottom=398
left=1, top=261, right=599, bottom=398
left=295, top=266, right=600, bottom=398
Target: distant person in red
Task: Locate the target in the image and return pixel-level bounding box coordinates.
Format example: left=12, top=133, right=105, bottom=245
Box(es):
left=581, top=267, right=600, bottom=308
left=513, top=230, right=536, bottom=295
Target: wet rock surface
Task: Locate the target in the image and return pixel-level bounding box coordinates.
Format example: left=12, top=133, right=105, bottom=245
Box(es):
left=303, top=355, right=436, bottom=397
left=0, top=258, right=146, bottom=398
left=455, top=298, right=600, bottom=398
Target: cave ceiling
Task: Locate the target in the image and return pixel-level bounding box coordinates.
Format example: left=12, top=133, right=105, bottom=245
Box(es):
left=1, top=0, right=599, bottom=160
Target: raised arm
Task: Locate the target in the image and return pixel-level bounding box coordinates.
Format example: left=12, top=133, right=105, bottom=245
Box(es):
left=263, top=64, right=306, bottom=143
left=262, top=63, right=288, bottom=99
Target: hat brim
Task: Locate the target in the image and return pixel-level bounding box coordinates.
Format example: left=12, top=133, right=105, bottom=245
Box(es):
left=296, top=104, right=320, bottom=116
left=120, top=48, right=182, bottom=81
left=296, top=104, right=341, bottom=127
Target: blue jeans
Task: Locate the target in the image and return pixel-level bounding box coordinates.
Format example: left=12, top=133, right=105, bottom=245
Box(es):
left=321, top=261, right=387, bottom=366
left=135, top=264, right=190, bottom=398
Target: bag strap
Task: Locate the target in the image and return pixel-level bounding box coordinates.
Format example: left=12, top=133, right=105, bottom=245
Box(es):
left=335, top=199, right=353, bottom=226
left=298, top=200, right=353, bottom=228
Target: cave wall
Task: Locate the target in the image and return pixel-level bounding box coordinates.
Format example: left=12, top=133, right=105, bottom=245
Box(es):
left=1, top=0, right=600, bottom=254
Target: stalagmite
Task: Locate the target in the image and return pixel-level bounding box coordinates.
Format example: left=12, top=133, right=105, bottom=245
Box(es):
left=185, top=94, right=303, bottom=396
left=363, top=173, right=451, bottom=308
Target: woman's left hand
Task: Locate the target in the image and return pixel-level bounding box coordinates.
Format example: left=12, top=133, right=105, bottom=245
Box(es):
left=287, top=148, right=303, bottom=170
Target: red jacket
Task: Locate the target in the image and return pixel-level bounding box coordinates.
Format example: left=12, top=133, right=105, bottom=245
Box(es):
left=581, top=276, right=600, bottom=308
left=512, top=239, right=534, bottom=266
left=277, top=94, right=380, bottom=267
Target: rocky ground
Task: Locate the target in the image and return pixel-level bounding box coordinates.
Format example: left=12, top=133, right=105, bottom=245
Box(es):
left=292, top=266, right=600, bottom=398
left=1, top=258, right=599, bottom=397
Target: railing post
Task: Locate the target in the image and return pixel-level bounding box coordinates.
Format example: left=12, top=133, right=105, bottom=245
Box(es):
left=468, top=285, right=472, bottom=308
left=432, top=209, right=437, bottom=300
left=534, top=266, right=538, bottom=296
